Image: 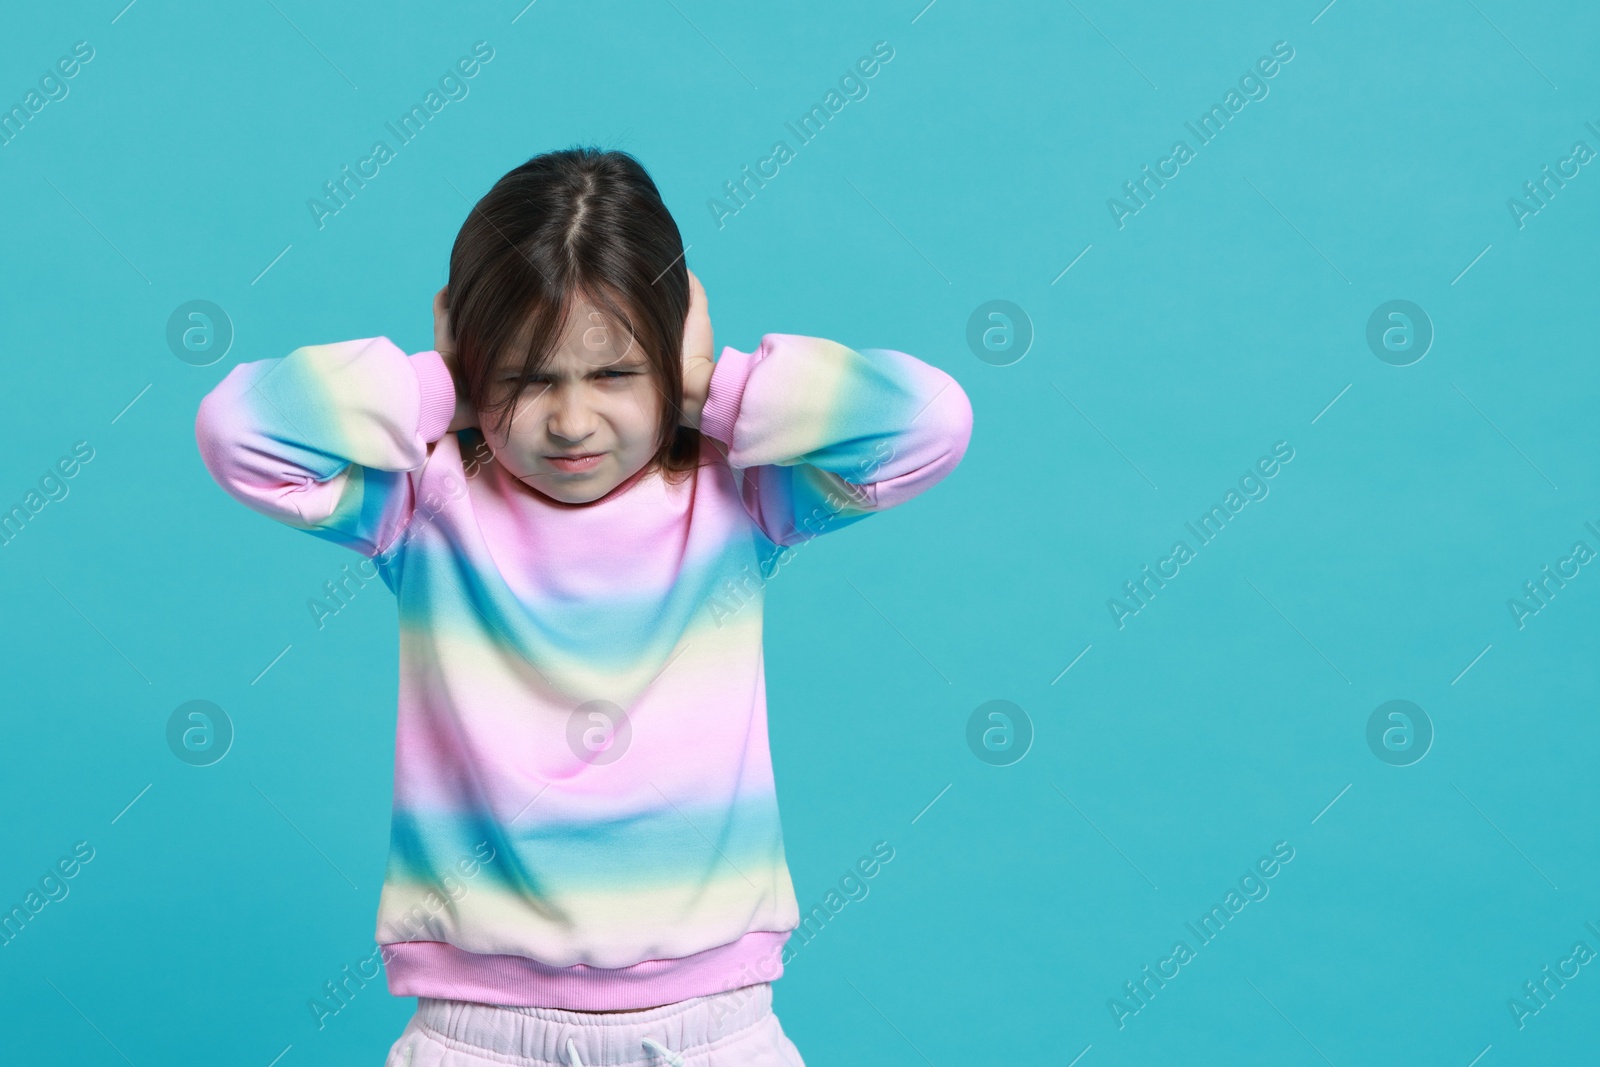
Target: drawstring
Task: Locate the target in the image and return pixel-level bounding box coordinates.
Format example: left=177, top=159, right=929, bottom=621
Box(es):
left=565, top=1036, right=684, bottom=1066
left=640, top=1037, right=686, bottom=1065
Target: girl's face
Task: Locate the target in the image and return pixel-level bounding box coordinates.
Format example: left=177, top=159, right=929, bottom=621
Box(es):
left=481, top=296, right=663, bottom=504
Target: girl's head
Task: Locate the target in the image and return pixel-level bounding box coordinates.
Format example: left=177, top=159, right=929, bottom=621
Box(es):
left=445, top=146, right=698, bottom=504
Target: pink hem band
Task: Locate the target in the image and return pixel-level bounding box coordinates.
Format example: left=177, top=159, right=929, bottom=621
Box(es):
left=409, top=350, right=458, bottom=444
left=698, top=345, right=756, bottom=445
left=383, top=929, right=790, bottom=1011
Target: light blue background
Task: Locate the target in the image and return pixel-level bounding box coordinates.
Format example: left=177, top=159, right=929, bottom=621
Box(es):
left=1, top=1, right=1597, bottom=1064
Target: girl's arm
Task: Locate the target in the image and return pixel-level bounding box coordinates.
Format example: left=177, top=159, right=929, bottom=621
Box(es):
left=697, top=333, right=973, bottom=547
left=193, top=337, right=458, bottom=558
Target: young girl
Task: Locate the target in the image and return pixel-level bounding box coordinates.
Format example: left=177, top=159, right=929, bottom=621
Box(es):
left=195, top=147, right=972, bottom=1066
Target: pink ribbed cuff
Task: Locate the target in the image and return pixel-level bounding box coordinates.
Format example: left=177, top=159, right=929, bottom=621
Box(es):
left=382, top=929, right=790, bottom=1011
left=697, top=345, right=757, bottom=445
left=410, top=350, right=458, bottom=443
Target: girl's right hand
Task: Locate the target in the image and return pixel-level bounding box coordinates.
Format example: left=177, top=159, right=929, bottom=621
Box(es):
left=679, top=269, right=715, bottom=430
left=433, top=285, right=478, bottom=432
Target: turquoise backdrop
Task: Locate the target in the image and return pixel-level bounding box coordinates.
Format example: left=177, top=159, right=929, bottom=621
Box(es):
left=1, top=1, right=1597, bottom=1064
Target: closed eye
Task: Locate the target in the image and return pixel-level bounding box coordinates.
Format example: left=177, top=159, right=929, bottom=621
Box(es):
left=526, top=370, right=642, bottom=380
left=497, top=368, right=643, bottom=387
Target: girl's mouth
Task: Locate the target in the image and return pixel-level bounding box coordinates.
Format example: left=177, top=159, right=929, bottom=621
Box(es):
left=546, top=453, right=604, bottom=474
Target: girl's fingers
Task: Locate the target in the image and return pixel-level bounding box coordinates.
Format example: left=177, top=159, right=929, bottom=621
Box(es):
left=433, top=287, right=456, bottom=358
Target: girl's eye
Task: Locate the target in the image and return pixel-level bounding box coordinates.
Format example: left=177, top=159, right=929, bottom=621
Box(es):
left=497, top=371, right=637, bottom=388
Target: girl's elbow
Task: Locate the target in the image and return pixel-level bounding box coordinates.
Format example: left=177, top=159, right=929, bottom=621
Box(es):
left=193, top=392, right=235, bottom=489
left=925, top=372, right=974, bottom=469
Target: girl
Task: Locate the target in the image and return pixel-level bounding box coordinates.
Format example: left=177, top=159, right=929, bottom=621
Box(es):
left=194, top=147, right=972, bottom=1066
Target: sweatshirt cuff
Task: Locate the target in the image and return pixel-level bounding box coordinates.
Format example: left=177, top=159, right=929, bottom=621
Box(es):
left=698, top=344, right=757, bottom=444
left=410, top=349, right=458, bottom=443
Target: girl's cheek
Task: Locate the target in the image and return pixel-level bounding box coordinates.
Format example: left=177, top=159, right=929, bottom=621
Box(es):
left=624, top=383, right=660, bottom=430
left=506, top=395, right=541, bottom=436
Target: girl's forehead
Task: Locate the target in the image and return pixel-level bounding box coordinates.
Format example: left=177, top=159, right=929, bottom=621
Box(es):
left=550, top=336, right=645, bottom=370
left=492, top=294, right=649, bottom=374
left=558, top=305, right=641, bottom=361
left=493, top=323, right=647, bottom=375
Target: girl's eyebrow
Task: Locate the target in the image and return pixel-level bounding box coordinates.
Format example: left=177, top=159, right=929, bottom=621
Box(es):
left=496, top=362, right=646, bottom=378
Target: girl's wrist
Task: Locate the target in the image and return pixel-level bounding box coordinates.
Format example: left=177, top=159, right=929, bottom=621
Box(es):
left=437, top=348, right=477, bottom=432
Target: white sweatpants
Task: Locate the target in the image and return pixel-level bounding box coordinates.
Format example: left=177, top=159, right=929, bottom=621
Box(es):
left=384, top=982, right=805, bottom=1067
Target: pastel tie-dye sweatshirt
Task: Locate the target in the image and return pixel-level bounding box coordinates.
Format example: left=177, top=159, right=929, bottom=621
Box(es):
left=193, top=329, right=972, bottom=1010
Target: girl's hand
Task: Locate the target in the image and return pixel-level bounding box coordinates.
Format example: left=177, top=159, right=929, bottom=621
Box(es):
left=679, top=269, right=715, bottom=430
left=433, top=285, right=478, bottom=433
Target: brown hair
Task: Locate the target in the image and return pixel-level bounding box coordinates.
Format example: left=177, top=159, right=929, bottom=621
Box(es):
left=444, top=146, right=701, bottom=482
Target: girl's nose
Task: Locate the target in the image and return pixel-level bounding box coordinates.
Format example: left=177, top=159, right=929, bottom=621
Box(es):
left=545, top=387, right=598, bottom=442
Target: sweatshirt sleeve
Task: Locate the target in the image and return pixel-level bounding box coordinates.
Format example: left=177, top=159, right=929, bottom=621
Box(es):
left=193, top=336, right=458, bottom=559
left=697, top=333, right=973, bottom=547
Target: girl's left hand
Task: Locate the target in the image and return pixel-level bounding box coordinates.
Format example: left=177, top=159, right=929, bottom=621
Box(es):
left=679, top=269, right=715, bottom=429
left=433, top=285, right=478, bottom=433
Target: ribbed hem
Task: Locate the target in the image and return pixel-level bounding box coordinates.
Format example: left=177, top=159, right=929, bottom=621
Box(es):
left=697, top=344, right=757, bottom=445
left=410, top=350, right=458, bottom=443
left=383, top=929, right=790, bottom=1011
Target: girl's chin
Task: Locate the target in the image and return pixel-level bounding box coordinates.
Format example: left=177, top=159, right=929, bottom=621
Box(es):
left=518, top=476, right=612, bottom=504
left=493, top=451, right=655, bottom=505
left=513, top=465, right=654, bottom=506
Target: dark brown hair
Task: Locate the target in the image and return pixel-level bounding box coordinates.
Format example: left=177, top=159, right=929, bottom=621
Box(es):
left=445, top=146, right=701, bottom=482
